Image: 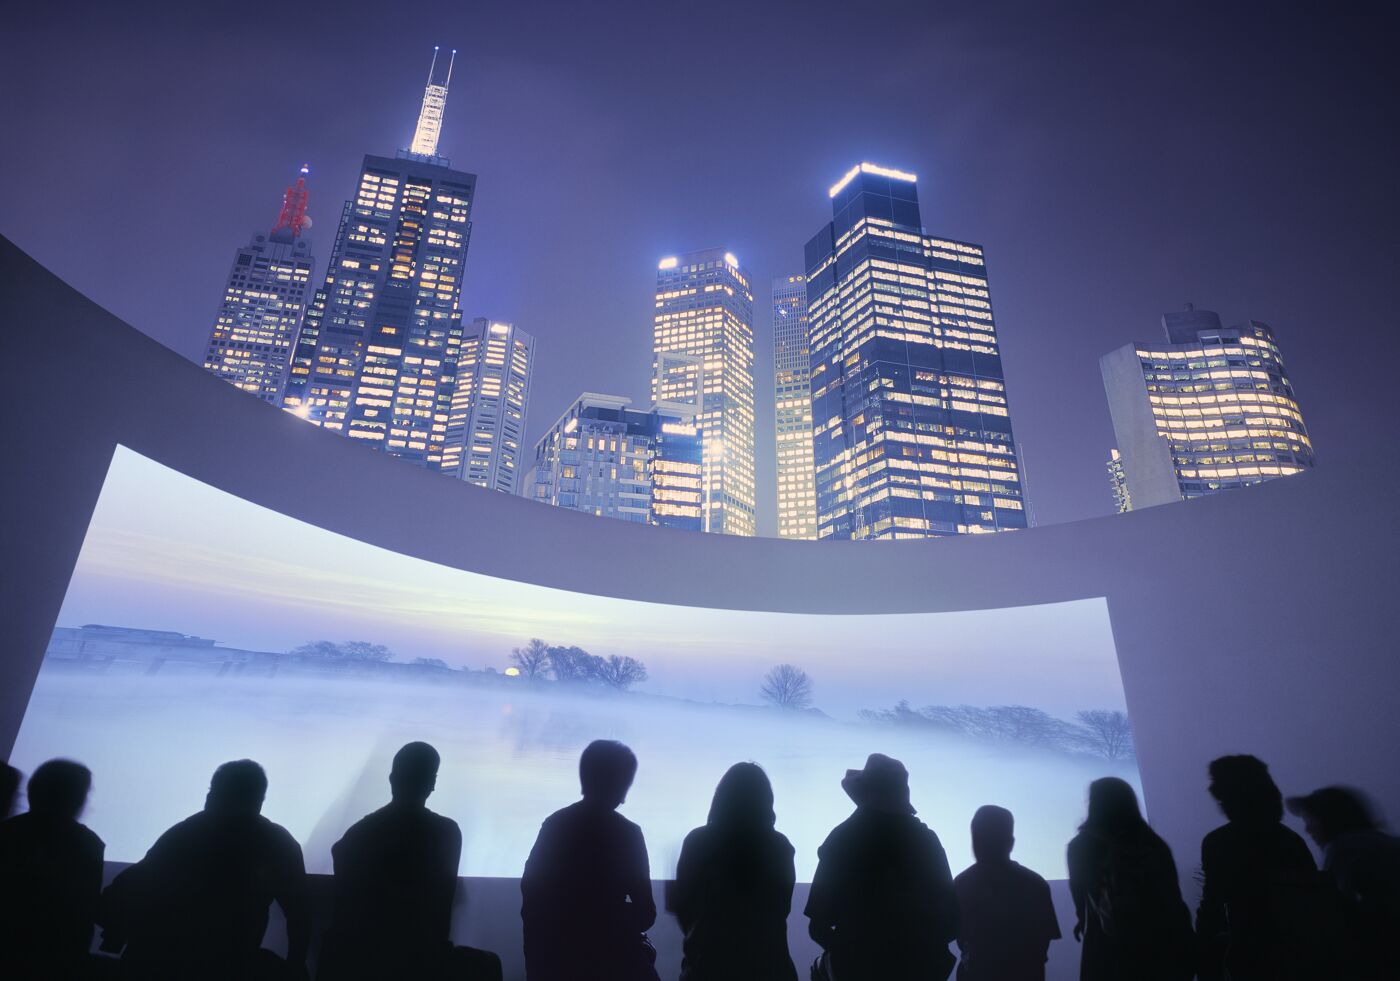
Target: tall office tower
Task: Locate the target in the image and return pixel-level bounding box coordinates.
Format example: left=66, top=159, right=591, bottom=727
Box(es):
left=772, top=274, right=817, bottom=539
left=440, top=318, right=535, bottom=492
left=1101, top=304, right=1315, bottom=510
left=282, top=49, right=475, bottom=470
left=651, top=249, right=757, bottom=536
left=202, top=167, right=315, bottom=402
left=804, top=162, right=1029, bottom=540
left=528, top=393, right=703, bottom=531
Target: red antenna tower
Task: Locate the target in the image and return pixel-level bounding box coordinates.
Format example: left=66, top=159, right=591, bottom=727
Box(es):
left=271, top=164, right=311, bottom=241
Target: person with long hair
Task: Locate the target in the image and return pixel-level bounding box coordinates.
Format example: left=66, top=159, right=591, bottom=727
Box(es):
left=668, top=762, right=798, bottom=981
left=1196, top=755, right=1326, bottom=981
left=1066, top=777, right=1191, bottom=981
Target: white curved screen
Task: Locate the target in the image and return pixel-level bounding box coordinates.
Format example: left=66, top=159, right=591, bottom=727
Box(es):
left=12, top=446, right=1142, bottom=880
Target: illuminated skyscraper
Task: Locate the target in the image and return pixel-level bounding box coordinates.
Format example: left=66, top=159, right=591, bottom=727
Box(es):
left=202, top=167, right=315, bottom=402
left=529, top=393, right=703, bottom=530
left=1101, top=305, right=1315, bottom=510
left=441, top=317, right=535, bottom=493
left=651, top=249, right=756, bottom=536
left=805, top=163, right=1028, bottom=540
left=772, top=275, right=817, bottom=539
left=282, top=49, right=475, bottom=470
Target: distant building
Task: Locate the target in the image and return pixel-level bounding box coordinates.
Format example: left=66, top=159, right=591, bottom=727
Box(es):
left=441, top=318, right=535, bottom=493
left=282, top=50, right=475, bottom=471
left=529, top=393, right=703, bottom=531
left=1101, top=305, right=1315, bottom=510
left=804, top=162, right=1029, bottom=540
left=651, top=249, right=756, bottom=536
left=201, top=166, right=315, bottom=402
left=772, top=274, right=817, bottom=540
left=1107, top=448, right=1131, bottom=513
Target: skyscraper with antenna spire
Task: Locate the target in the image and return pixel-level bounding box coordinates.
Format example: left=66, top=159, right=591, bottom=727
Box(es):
left=282, top=48, right=479, bottom=473
left=201, top=165, right=316, bottom=403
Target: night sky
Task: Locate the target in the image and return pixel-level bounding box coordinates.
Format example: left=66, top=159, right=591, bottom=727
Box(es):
left=3, top=1, right=1396, bottom=535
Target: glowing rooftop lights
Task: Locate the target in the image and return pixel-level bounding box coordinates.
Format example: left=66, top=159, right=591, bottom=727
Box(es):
left=489, top=322, right=509, bottom=334
left=299, top=163, right=310, bottom=176
left=658, top=256, right=678, bottom=270
left=828, top=162, right=919, bottom=198
left=723, top=252, right=738, bottom=268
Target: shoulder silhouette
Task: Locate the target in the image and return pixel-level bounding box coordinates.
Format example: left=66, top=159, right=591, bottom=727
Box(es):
left=668, top=761, right=798, bottom=981
left=521, top=739, right=658, bottom=981
left=0, top=759, right=105, bottom=980
left=98, top=759, right=309, bottom=981
left=805, top=753, right=958, bottom=981
left=953, top=804, right=1060, bottom=981
left=319, top=741, right=500, bottom=981
left=1067, top=776, right=1191, bottom=981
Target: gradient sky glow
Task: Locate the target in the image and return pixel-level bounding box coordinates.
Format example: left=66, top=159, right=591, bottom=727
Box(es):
left=55, top=448, right=1128, bottom=719
left=3, top=1, right=1396, bottom=535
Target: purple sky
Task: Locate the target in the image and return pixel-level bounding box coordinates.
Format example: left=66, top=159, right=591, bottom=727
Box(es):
left=3, top=1, right=1396, bottom=535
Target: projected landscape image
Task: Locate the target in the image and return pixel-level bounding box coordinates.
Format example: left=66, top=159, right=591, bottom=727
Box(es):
left=12, top=446, right=1142, bottom=880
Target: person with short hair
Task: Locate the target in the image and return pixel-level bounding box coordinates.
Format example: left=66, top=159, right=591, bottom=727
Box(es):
left=952, top=804, right=1061, bottom=981
left=805, top=754, right=959, bottom=981
left=100, top=759, right=309, bottom=981
left=521, top=740, right=658, bottom=981
left=0, top=758, right=105, bottom=980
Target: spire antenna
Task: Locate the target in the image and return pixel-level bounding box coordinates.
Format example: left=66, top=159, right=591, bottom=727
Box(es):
left=445, top=48, right=457, bottom=87
left=406, top=45, right=453, bottom=160
left=271, top=163, right=311, bottom=243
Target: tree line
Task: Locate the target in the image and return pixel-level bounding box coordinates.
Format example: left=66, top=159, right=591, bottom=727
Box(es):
left=859, top=700, right=1135, bottom=761
left=510, top=639, right=649, bottom=691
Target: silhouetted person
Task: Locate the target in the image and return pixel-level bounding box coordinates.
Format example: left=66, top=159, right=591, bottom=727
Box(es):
left=99, top=759, right=309, bottom=981
left=521, top=739, right=658, bottom=981
left=668, top=762, right=798, bottom=981
left=319, top=742, right=501, bottom=981
left=1287, top=786, right=1400, bottom=980
left=0, top=759, right=104, bottom=980
left=1195, top=755, right=1327, bottom=981
left=1067, top=777, right=1192, bottom=981
left=953, top=805, right=1060, bottom=981
left=0, top=761, right=19, bottom=819
left=806, top=754, right=958, bottom=981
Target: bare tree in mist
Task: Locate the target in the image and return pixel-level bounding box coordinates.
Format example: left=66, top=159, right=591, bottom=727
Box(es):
left=1075, top=709, right=1134, bottom=760
left=511, top=639, right=551, bottom=681
left=596, top=655, right=648, bottom=691
left=760, top=664, right=814, bottom=709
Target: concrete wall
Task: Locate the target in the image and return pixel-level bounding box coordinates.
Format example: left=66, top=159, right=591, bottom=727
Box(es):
left=4, top=235, right=1398, bottom=979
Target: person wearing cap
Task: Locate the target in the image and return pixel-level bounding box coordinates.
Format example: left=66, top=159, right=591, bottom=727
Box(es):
left=805, top=753, right=958, bottom=981
left=1286, top=786, right=1400, bottom=979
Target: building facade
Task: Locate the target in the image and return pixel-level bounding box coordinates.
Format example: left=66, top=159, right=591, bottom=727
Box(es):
left=804, top=163, right=1029, bottom=540
left=281, top=53, right=475, bottom=471
left=772, top=274, right=817, bottom=539
left=1101, top=305, right=1315, bottom=510
left=201, top=167, right=315, bottom=402
left=441, top=318, right=535, bottom=492
left=529, top=393, right=703, bottom=531
left=651, top=249, right=756, bottom=536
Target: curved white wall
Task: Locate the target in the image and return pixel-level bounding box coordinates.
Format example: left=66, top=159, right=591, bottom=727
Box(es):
left=3, top=234, right=1397, bottom=978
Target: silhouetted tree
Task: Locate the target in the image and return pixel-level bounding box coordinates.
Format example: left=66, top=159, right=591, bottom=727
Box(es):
left=596, top=655, right=648, bottom=691
left=760, top=664, right=813, bottom=709
left=546, top=645, right=604, bottom=683
left=289, top=640, right=393, bottom=661
left=511, top=638, right=551, bottom=681
left=412, top=657, right=449, bottom=669
left=1075, top=709, right=1134, bottom=760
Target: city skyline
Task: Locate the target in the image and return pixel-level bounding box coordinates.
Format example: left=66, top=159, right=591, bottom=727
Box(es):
left=4, top=1, right=1393, bottom=535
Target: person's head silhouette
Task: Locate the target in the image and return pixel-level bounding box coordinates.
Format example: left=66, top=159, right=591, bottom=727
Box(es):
left=1208, top=755, right=1283, bottom=823
left=205, top=759, right=268, bottom=817
left=389, top=741, right=441, bottom=807
left=578, top=739, right=636, bottom=809
left=1080, top=776, right=1146, bottom=836
left=1286, top=786, right=1381, bottom=848
left=707, top=762, right=776, bottom=830
left=26, top=759, right=91, bottom=821
left=970, top=804, right=1015, bottom=863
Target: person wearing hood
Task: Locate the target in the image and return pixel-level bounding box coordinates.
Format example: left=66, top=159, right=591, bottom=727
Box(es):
left=805, top=754, right=958, bottom=981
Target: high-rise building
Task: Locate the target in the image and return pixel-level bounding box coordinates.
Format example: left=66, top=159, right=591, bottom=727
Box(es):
left=1101, top=304, right=1315, bottom=510
left=201, top=167, right=315, bottom=403
left=651, top=249, right=756, bottom=536
left=804, top=162, right=1028, bottom=540
left=772, top=274, right=817, bottom=539
left=528, top=393, right=703, bottom=531
left=441, top=317, right=535, bottom=493
left=282, top=49, right=475, bottom=471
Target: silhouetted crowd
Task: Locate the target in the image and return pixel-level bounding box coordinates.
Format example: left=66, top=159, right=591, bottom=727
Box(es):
left=1, top=746, right=1397, bottom=981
